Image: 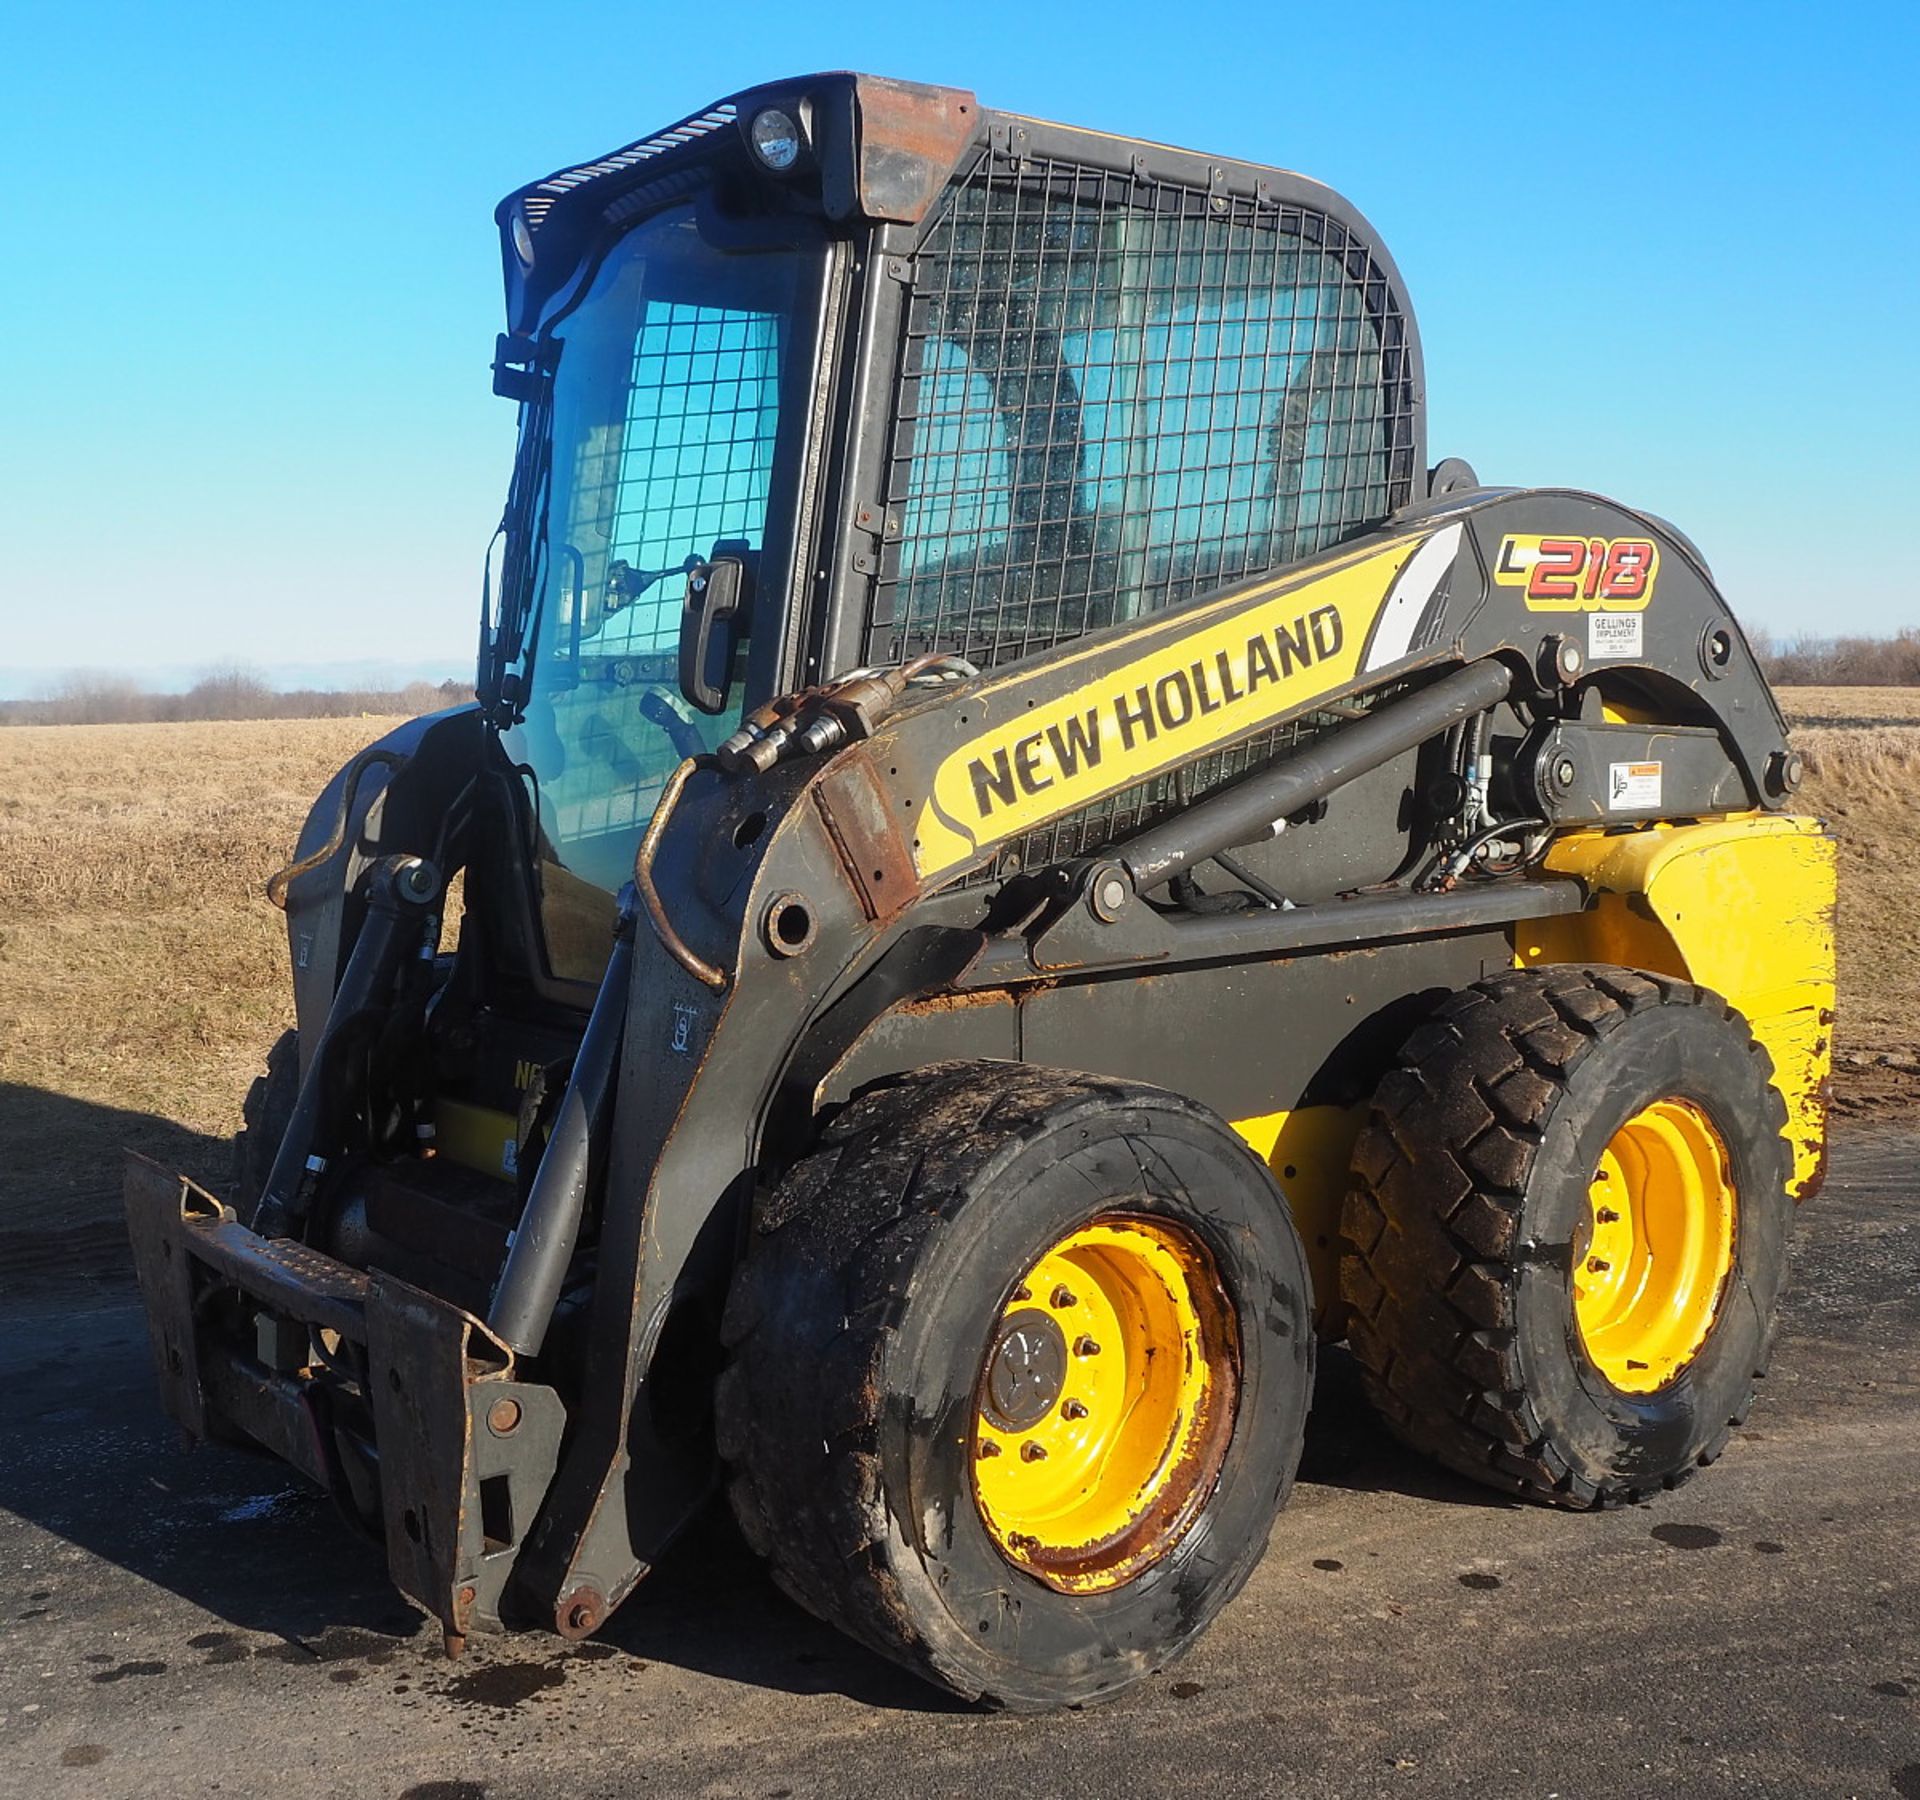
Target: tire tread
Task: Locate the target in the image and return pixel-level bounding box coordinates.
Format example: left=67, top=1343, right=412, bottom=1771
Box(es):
left=1338, top=965, right=1789, bottom=1510
left=720, top=1060, right=1292, bottom=1705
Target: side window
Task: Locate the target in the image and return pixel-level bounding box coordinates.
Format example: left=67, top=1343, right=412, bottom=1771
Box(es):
left=559, top=298, right=785, bottom=672
left=615, top=301, right=785, bottom=591
left=899, top=338, right=1013, bottom=577
left=504, top=205, right=805, bottom=983
left=874, top=175, right=1413, bottom=670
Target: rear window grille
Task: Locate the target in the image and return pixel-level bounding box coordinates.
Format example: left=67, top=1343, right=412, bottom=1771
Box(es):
left=869, top=155, right=1416, bottom=672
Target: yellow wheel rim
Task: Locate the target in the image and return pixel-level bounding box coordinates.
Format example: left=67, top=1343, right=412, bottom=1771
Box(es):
left=1574, top=1098, right=1737, bottom=1394
left=970, top=1214, right=1239, bottom=1594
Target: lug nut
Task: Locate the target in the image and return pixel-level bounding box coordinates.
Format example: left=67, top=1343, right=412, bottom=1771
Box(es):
left=1050, top=1285, right=1077, bottom=1310
left=1011, top=1284, right=1032, bottom=1303
left=1061, top=1399, right=1088, bottom=1421
left=1020, top=1442, right=1048, bottom=1462
left=1587, top=1257, right=1611, bottom=1273
left=1595, top=1207, right=1621, bottom=1224
left=1074, top=1335, right=1101, bottom=1357
left=977, top=1439, right=1002, bottom=1459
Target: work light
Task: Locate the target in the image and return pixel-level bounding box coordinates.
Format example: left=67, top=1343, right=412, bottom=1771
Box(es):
left=750, top=107, right=802, bottom=170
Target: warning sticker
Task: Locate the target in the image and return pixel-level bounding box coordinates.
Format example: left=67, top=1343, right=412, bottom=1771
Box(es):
left=1608, top=761, right=1663, bottom=811
left=1589, top=611, right=1644, bottom=660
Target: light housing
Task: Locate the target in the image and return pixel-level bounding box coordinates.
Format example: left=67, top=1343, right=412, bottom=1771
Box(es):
left=749, top=107, right=803, bottom=171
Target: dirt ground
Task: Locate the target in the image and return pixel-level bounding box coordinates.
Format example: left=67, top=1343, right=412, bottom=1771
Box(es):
left=2, top=688, right=1913, bottom=1278
left=1, top=1124, right=1913, bottom=1798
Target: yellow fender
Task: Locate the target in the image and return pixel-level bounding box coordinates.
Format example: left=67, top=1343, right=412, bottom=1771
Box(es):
left=1519, top=814, right=1836, bottom=1199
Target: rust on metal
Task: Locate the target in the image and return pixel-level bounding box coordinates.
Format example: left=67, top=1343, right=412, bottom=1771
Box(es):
left=810, top=748, right=919, bottom=923
left=364, top=1274, right=516, bottom=1647
left=200, top=1348, right=331, bottom=1486
left=977, top=1225, right=1243, bottom=1597
left=123, top=1154, right=221, bottom=1441
left=851, top=76, right=979, bottom=224
left=893, top=987, right=1012, bottom=1018
left=263, top=745, right=408, bottom=909
left=555, top=1586, right=607, bottom=1640
left=126, top=1152, right=371, bottom=1338
left=1798, top=1069, right=1834, bottom=1203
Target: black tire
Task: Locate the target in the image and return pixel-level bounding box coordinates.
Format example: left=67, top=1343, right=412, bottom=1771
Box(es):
left=717, top=1061, right=1314, bottom=1710
left=1340, top=965, right=1792, bottom=1508
left=231, top=1029, right=299, bottom=1220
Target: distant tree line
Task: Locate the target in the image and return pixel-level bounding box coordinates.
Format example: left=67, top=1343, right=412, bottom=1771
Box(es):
left=1, top=667, right=473, bottom=726
left=5, top=631, right=1918, bottom=727
left=1744, top=628, right=1920, bottom=687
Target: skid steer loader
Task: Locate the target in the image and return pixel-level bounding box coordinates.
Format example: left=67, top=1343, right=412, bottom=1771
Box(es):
left=124, top=73, right=1836, bottom=1709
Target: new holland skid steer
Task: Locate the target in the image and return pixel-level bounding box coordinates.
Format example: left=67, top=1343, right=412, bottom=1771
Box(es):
left=125, top=74, right=1836, bottom=1709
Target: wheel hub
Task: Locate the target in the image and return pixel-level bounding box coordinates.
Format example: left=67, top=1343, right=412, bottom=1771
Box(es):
left=1573, top=1097, right=1738, bottom=1393
left=981, top=1309, right=1068, bottom=1431
left=970, top=1214, right=1239, bottom=1595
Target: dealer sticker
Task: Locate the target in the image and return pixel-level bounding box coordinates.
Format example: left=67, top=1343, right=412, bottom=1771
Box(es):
left=1608, top=761, right=1663, bottom=811
left=1589, top=611, right=1643, bottom=660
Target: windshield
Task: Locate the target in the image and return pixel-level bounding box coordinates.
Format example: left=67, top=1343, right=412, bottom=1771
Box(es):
left=498, top=202, right=811, bottom=980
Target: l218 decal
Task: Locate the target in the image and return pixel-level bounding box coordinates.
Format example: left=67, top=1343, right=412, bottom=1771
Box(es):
left=1493, top=534, right=1659, bottom=611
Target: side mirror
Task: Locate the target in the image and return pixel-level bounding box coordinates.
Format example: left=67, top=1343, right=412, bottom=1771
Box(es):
left=678, top=553, right=752, bottom=715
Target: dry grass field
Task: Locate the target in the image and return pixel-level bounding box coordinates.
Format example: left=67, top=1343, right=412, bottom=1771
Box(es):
left=2, top=691, right=1915, bottom=1273
left=0, top=717, right=409, bottom=1259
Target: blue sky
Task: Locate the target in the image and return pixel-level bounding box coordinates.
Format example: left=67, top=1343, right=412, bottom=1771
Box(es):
left=3, top=0, right=1915, bottom=690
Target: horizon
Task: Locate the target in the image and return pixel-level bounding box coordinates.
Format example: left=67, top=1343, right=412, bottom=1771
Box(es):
left=0, top=656, right=473, bottom=704
left=4, top=3, right=1915, bottom=682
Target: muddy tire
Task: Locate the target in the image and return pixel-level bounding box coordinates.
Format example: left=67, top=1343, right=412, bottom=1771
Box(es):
left=231, top=1030, right=299, bottom=1221
left=1340, top=965, right=1793, bottom=1508
left=717, top=1061, right=1314, bottom=1711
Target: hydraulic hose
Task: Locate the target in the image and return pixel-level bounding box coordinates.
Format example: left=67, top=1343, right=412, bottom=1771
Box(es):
left=265, top=748, right=409, bottom=910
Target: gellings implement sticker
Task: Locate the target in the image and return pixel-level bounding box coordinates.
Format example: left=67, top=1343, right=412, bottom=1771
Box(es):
left=1588, top=611, right=1644, bottom=660
left=911, top=537, right=1433, bottom=879
left=1493, top=534, right=1659, bottom=612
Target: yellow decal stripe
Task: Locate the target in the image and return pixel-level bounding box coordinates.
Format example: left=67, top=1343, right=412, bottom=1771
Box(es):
left=913, top=537, right=1424, bottom=879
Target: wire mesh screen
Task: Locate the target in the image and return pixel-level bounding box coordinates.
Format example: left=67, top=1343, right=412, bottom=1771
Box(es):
left=507, top=200, right=802, bottom=905
left=540, top=298, right=784, bottom=861
left=867, top=156, right=1416, bottom=672
left=609, top=302, right=784, bottom=615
